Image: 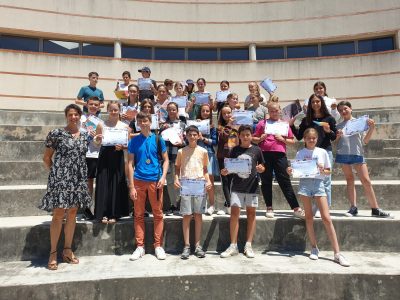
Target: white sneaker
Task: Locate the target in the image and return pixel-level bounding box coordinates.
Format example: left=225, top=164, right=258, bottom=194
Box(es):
left=314, top=210, right=321, bottom=218
left=206, top=205, right=215, bottom=215
left=309, top=247, right=319, bottom=260
left=155, top=246, right=166, bottom=260
left=334, top=253, right=350, bottom=267
left=244, top=245, right=255, bottom=258
left=129, top=246, right=145, bottom=261
left=265, top=209, right=274, bottom=218
left=293, top=209, right=305, bottom=219
left=220, top=245, right=239, bottom=258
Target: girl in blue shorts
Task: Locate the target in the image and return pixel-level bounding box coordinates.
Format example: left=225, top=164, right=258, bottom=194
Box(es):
left=336, top=101, right=391, bottom=218
left=288, top=128, right=349, bottom=266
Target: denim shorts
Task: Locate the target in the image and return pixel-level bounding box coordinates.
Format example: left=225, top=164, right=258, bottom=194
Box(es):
left=298, top=178, right=326, bottom=197
left=231, top=192, right=258, bottom=208
left=335, top=154, right=365, bottom=165
left=180, top=195, right=206, bottom=215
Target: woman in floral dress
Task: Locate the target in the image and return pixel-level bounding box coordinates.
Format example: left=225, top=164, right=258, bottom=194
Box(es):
left=40, top=104, right=92, bottom=270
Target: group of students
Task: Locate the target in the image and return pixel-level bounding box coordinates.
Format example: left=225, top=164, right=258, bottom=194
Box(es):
left=42, top=69, right=392, bottom=270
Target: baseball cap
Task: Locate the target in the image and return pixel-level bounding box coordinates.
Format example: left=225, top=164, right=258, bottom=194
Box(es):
left=186, top=79, right=194, bottom=85
left=138, top=66, right=151, bottom=73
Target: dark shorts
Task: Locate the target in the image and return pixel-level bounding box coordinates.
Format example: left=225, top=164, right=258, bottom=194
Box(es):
left=86, top=158, right=98, bottom=179
left=335, top=154, right=365, bottom=165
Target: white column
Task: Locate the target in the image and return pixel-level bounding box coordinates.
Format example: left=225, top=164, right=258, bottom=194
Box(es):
left=249, top=43, right=256, bottom=61
left=114, top=40, right=122, bottom=58
left=396, top=30, right=400, bottom=49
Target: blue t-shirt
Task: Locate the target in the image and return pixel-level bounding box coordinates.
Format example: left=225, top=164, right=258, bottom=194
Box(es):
left=128, top=133, right=167, bottom=182
left=77, top=85, right=104, bottom=113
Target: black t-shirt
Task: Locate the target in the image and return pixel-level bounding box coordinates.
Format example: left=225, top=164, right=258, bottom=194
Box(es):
left=228, top=145, right=265, bottom=194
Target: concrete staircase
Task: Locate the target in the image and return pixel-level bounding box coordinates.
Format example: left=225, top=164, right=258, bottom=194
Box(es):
left=0, top=108, right=399, bottom=299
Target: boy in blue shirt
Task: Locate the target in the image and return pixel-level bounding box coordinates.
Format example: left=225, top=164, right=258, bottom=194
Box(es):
left=76, top=72, right=104, bottom=115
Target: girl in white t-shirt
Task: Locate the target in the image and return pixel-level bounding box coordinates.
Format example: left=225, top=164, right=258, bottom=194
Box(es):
left=288, top=128, right=349, bottom=267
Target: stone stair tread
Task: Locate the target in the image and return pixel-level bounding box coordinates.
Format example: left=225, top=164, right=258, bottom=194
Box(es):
left=0, top=251, right=399, bottom=287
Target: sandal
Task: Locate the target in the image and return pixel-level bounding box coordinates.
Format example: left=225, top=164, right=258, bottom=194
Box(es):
left=101, top=217, right=109, bottom=224
left=47, top=250, right=58, bottom=271
left=62, top=247, right=79, bottom=264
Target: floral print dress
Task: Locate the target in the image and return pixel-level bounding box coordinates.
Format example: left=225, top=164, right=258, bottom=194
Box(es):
left=39, top=128, right=92, bottom=211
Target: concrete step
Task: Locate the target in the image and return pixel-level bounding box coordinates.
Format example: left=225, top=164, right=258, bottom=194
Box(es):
left=353, top=108, right=400, bottom=123
left=1, top=181, right=398, bottom=217
left=0, top=125, right=58, bottom=141
left=0, top=251, right=398, bottom=300
left=0, top=110, right=65, bottom=126
left=1, top=157, right=397, bottom=186
left=0, top=141, right=43, bottom=161
left=0, top=212, right=398, bottom=262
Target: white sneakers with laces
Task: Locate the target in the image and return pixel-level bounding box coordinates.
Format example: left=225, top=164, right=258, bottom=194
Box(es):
left=155, top=246, right=166, bottom=260
left=220, top=244, right=239, bottom=258
left=334, top=253, right=350, bottom=267
left=130, top=246, right=145, bottom=261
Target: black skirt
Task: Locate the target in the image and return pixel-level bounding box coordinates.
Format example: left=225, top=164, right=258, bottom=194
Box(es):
left=94, top=146, right=129, bottom=219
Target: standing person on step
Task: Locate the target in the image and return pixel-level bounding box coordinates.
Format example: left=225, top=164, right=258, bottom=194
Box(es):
left=289, top=94, right=337, bottom=218
left=41, top=104, right=92, bottom=270
left=75, top=72, right=104, bottom=116
left=137, top=66, right=157, bottom=102
left=94, top=101, right=130, bottom=224
left=253, top=102, right=305, bottom=219
left=128, top=112, right=169, bottom=261
left=335, top=101, right=391, bottom=218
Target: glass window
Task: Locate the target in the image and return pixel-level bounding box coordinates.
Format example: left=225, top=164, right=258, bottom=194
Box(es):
left=321, top=41, right=355, bottom=56
left=358, top=37, right=394, bottom=54
left=43, top=40, right=79, bottom=55
left=154, top=48, right=185, bottom=60
left=287, top=45, right=318, bottom=58
left=0, top=35, right=39, bottom=52
left=82, top=43, right=113, bottom=57
left=188, top=48, right=218, bottom=61
left=220, top=48, right=249, bottom=60
left=257, top=47, right=284, bottom=60
left=122, top=46, right=152, bottom=59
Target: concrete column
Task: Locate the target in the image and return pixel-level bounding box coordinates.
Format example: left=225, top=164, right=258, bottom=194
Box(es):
left=395, top=30, right=400, bottom=49
left=249, top=43, right=256, bottom=61
left=114, top=40, right=122, bottom=58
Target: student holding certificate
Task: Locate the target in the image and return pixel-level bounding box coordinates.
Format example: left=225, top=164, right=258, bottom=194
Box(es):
left=253, top=102, right=305, bottom=219
left=216, top=105, right=239, bottom=215
left=137, top=66, right=157, bottom=102
left=287, top=128, right=350, bottom=267
left=220, top=125, right=265, bottom=258
left=187, top=78, right=214, bottom=120
left=128, top=99, right=154, bottom=138
left=121, top=84, right=140, bottom=125
left=290, top=94, right=337, bottom=216
left=154, top=84, right=170, bottom=124
left=244, top=81, right=267, bottom=110
left=215, top=80, right=231, bottom=113
left=246, top=93, right=268, bottom=125
left=160, top=102, right=186, bottom=215
left=174, top=125, right=212, bottom=259
left=94, top=101, right=129, bottom=224
left=196, top=104, right=219, bottom=215
left=335, top=101, right=391, bottom=218
left=172, top=81, right=189, bottom=119
left=114, top=71, right=131, bottom=102
left=226, top=93, right=241, bottom=111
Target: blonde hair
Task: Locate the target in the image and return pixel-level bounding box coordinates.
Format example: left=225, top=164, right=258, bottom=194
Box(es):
left=267, top=101, right=281, bottom=110
left=268, top=94, right=279, bottom=103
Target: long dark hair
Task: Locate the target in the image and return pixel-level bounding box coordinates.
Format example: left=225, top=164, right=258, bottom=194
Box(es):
left=196, top=103, right=213, bottom=126
left=218, top=104, right=232, bottom=127
left=306, top=94, right=331, bottom=125
left=313, top=81, right=328, bottom=97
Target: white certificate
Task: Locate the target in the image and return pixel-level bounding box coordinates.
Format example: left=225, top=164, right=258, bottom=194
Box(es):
left=135, top=114, right=159, bottom=131
left=82, top=115, right=102, bottom=132
left=265, top=121, right=289, bottom=136
left=291, top=159, right=319, bottom=178
left=187, top=119, right=210, bottom=135
left=171, top=96, right=188, bottom=108
left=137, top=78, right=153, bottom=90
left=194, top=93, right=210, bottom=105
left=216, top=90, right=230, bottom=102
left=260, top=78, right=277, bottom=93
left=343, top=115, right=369, bottom=136
left=232, top=110, right=254, bottom=125
left=224, top=158, right=251, bottom=174
left=180, top=179, right=206, bottom=196
left=161, top=127, right=183, bottom=144
left=102, top=127, right=128, bottom=146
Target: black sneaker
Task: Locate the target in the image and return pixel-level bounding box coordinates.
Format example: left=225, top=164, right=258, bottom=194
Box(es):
left=371, top=208, right=391, bottom=218
left=194, top=245, right=206, bottom=258
left=83, top=208, right=95, bottom=220
left=344, top=206, right=358, bottom=217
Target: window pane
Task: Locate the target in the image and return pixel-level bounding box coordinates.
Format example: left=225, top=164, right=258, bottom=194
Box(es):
left=122, top=46, right=152, bottom=59
left=321, top=41, right=355, bottom=56
left=287, top=45, right=318, bottom=58
left=43, top=40, right=79, bottom=55
left=358, top=37, right=394, bottom=53
left=0, top=35, right=39, bottom=51
left=188, top=48, right=217, bottom=61
left=220, top=48, right=249, bottom=60
left=257, top=47, right=284, bottom=60
left=154, top=48, right=185, bottom=60
left=82, top=43, right=113, bottom=57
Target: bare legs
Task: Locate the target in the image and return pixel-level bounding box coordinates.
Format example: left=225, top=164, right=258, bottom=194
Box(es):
left=300, top=195, right=340, bottom=254
left=207, top=175, right=215, bottom=207
left=229, top=206, right=256, bottom=244
left=182, top=213, right=203, bottom=247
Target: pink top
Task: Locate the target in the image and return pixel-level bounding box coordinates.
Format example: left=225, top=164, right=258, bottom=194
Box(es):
left=253, top=119, right=294, bottom=153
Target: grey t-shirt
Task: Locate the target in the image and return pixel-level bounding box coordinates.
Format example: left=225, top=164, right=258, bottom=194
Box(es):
left=247, top=105, right=268, bottom=123
left=336, top=119, right=364, bottom=156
